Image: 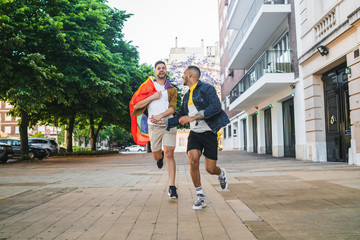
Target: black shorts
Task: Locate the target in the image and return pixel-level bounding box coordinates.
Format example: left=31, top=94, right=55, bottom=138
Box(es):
left=187, top=131, right=218, bottom=160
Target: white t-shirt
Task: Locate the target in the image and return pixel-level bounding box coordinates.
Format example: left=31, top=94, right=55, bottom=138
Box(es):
left=188, top=103, right=211, bottom=133
left=147, top=82, right=173, bottom=126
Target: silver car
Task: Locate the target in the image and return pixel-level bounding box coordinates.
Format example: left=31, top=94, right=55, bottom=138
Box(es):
left=124, top=145, right=146, bottom=152
left=28, top=138, right=59, bottom=157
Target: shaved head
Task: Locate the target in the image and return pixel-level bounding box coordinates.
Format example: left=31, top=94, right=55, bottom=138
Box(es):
left=186, top=65, right=201, bottom=79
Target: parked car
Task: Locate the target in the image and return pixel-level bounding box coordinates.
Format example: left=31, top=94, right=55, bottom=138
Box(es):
left=59, top=146, right=66, bottom=153
left=98, top=146, right=109, bottom=151
left=28, top=138, right=59, bottom=156
left=0, top=139, right=48, bottom=160
left=0, top=142, right=14, bottom=163
left=124, top=145, right=146, bottom=152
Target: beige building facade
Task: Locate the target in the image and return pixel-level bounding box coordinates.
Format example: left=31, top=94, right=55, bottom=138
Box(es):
left=295, top=0, right=360, bottom=165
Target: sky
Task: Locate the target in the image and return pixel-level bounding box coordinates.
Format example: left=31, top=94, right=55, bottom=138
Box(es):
left=106, top=0, right=220, bottom=66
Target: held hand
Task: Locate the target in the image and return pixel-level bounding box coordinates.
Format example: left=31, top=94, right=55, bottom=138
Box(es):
left=152, top=114, right=163, bottom=122
left=179, top=116, right=193, bottom=125
left=151, top=91, right=161, bottom=100
left=149, top=115, right=165, bottom=125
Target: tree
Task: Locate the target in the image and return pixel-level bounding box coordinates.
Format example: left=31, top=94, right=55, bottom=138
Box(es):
left=0, top=1, right=66, bottom=156
left=29, top=0, right=138, bottom=152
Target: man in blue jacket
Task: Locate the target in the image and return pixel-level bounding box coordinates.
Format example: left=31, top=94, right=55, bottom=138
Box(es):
left=150, top=65, right=230, bottom=210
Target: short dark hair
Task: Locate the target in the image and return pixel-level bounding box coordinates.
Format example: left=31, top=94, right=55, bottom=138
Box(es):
left=187, top=65, right=201, bottom=78
left=155, top=60, right=166, bottom=68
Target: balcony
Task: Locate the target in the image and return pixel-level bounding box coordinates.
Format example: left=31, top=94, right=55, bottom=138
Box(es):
left=228, top=0, right=291, bottom=69
left=227, top=0, right=253, bottom=29
left=229, top=50, right=295, bottom=111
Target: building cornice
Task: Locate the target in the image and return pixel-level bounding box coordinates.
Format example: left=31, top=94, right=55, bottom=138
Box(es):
left=298, top=19, right=349, bottom=64
left=298, top=7, right=360, bottom=64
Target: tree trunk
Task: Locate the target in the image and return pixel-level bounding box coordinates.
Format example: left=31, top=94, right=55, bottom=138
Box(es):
left=19, top=110, right=29, bottom=157
left=66, top=114, right=75, bottom=153
left=90, top=118, right=103, bottom=151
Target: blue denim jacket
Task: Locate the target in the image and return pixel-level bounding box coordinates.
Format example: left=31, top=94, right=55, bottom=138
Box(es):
left=166, top=80, right=230, bottom=133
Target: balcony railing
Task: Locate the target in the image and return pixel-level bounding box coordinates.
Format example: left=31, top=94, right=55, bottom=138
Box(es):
left=230, top=49, right=292, bottom=103
left=228, top=0, right=289, bottom=62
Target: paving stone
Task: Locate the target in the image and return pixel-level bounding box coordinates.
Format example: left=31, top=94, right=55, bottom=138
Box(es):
left=0, top=151, right=359, bottom=239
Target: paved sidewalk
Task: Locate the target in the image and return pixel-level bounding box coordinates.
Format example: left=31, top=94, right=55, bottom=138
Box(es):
left=0, top=151, right=360, bottom=239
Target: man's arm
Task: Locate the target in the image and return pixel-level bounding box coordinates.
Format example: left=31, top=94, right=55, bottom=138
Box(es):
left=150, top=107, right=175, bottom=122
left=198, top=85, right=222, bottom=119
left=150, top=95, right=187, bottom=129
left=150, top=88, right=177, bottom=122
left=133, top=91, right=161, bottom=110
left=178, top=114, right=202, bottom=125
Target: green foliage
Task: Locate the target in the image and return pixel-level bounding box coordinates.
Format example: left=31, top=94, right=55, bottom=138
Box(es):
left=57, top=126, right=65, bottom=146
left=0, top=0, right=66, bottom=115
left=72, top=146, right=91, bottom=152
left=18, top=154, right=30, bottom=162
left=98, top=125, right=134, bottom=147
left=30, top=132, right=45, bottom=138
left=0, top=0, right=147, bottom=152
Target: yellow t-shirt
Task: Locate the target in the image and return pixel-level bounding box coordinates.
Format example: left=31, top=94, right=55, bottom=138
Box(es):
left=188, top=82, right=198, bottom=106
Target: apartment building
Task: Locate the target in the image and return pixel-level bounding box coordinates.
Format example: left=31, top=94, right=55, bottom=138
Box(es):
left=0, top=101, right=20, bottom=137
left=219, top=0, right=305, bottom=159
left=220, top=0, right=360, bottom=165
left=295, top=0, right=360, bottom=164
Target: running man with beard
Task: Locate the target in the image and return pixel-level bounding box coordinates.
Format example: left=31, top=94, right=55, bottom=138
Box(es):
left=132, top=60, right=178, bottom=199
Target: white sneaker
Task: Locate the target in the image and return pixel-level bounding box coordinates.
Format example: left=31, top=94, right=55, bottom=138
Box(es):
left=218, top=168, right=228, bottom=190
left=193, top=194, right=206, bottom=210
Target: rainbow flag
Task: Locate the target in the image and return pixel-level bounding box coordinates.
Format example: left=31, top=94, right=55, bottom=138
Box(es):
left=129, top=77, right=157, bottom=146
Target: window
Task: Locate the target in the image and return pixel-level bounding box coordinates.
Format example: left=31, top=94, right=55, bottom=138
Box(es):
left=223, top=5, right=227, bottom=20
left=274, top=32, right=289, bottom=51
left=273, top=32, right=290, bottom=71
left=15, top=127, right=19, bottom=134
left=222, top=100, right=225, bottom=110
left=228, top=125, right=232, bottom=137
left=5, top=114, right=12, bottom=121
left=5, top=126, right=11, bottom=134
left=226, top=95, right=230, bottom=107
left=5, top=102, right=12, bottom=108
left=354, top=49, right=359, bottom=59
left=223, top=127, right=227, bottom=138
